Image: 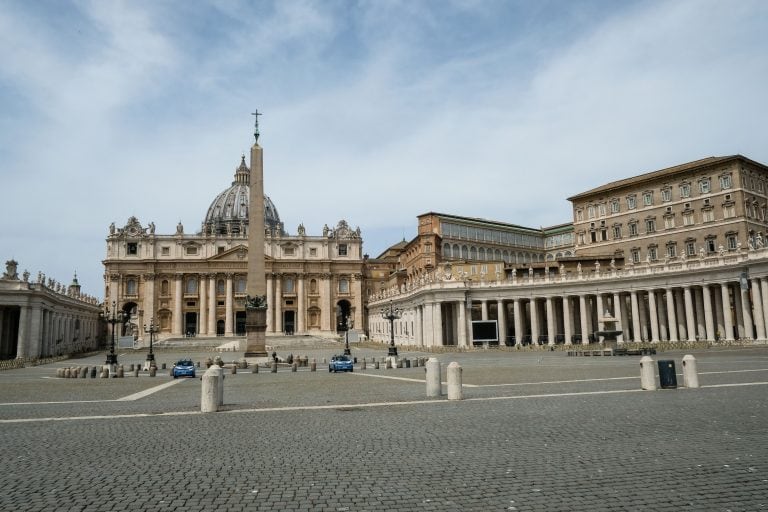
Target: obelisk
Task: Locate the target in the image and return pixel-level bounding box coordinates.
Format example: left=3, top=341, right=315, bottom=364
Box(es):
left=244, top=110, right=268, bottom=357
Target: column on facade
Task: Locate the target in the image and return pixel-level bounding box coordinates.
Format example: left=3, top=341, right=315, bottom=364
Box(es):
left=618, top=293, right=630, bottom=342
left=321, top=275, right=331, bottom=332
left=173, top=275, right=183, bottom=336
left=225, top=274, right=233, bottom=336
left=480, top=300, right=489, bottom=321
left=27, top=307, right=43, bottom=358
left=199, top=274, right=207, bottom=336
left=751, top=279, right=766, bottom=340
left=208, top=277, right=216, bottom=335
left=266, top=274, right=274, bottom=333
left=701, top=285, right=715, bottom=341
left=594, top=294, right=604, bottom=342
left=562, top=296, right=572, bottom=345
left=579, top=295, right=588, bottom=345
left=434, top=302, right=443, bottom=346
left=497, top=299, right=507, bottom=345
left=721, top=283, right=734, bottom=341
left=297, top=275, right=306, bottom=335
left=15, top=305, right=29, bottom=359
left=513, top=299, right=523, bottom=346
left=274, top=275, right=283, bottom=334
left=545, top=296, right=555, bottom=345
left=422, top=301, right=434, bottom=346
left=683, top=286, right=696, bottom=342
left=739, top=282, right=755, bottom=340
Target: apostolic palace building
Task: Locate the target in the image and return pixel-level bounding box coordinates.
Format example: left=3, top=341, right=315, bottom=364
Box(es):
left=3, top=129, right=768, bottom=360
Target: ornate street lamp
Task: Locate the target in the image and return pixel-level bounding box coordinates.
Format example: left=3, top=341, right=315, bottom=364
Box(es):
left=103, top=301, right=127, bottom=366
left=343, top=315, right=351, bottom=355
left=380, top=301, right=402, bottom=357
left=143, top=317, right=159, bottom=367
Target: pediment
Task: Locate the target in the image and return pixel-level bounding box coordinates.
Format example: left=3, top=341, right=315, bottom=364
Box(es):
left=207, top=245, right=274, bottom=262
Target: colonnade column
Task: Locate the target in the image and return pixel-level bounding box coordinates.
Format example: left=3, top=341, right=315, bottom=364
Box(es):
left=579, top=295, right=588, bottom=344
left=665, top=289, right=678, bottom=342
left=734, top=288, right=746, bottom=339
left=563, top=296, right=572, bottom=345
left=595, top=294, right=604, bottom=342
left=173, top=275, right=183, bottom=336
left=721, top=283, right=734, bottom=341
left=530, top=298, right=540, bottom=345
left=480, top=300, right=488, bottom=321
left=16, top=305, right=29, bottom=358
left=675, top=289, right=687, bottom=341
left=266, top=274, right=274, bottom=333
left=752, top=279, right=767, bottom=340
left=647, top=290, right=659, bottom=342
left=683, top=286, right=696, bottom=342
left=321, top=275, right=331, bottom=332
left=612, top=292, right=623, bottom=342
left=702, top=285, right=715, bottom=341
left=416, top=306, right=424, bottom=346
left=545, top=297, right=555, bottom=345
left=199, top=275, right=208, bottom=336
left=740, top=283, right=754, bottom=340
left=434, top=302, right=443, bottom=346
left=630, top=291, right=641, bottom=342
left=497, top=299, right=507, bottom=345
left=761, top=278, right=768, bottom=337
left=225, top=274, right=233, bottom=336
left=513, top=299, right=522, bottom=346
left=695, top=287, right=706, bottom=340
left=145, top=274, right=156, bottom=337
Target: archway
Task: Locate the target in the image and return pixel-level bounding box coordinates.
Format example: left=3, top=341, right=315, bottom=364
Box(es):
left=336, top=300, right=351, bottom=332
left=122, top=302, right=138, bottom=336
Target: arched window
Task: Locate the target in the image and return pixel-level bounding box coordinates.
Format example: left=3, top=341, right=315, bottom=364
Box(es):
left=461, top=245, right=469, bottom=259
left=470, top=247, right=477, bottom=260
left=478, top=248, right=486, bottom=260
left=185, top=277, right=197, bottom=295
left=217, top=279, right=225, bottom=296
left=235, top=277, right=246, bottom=294
left=443, top=243, right=451, bottom=258
left=310, top=279, right=318, bottom=294
left=338, top=278, right=349, bottom=294
left=160, top=280, right=169, bottom=296
left=126, top=278, right=137, bottom=296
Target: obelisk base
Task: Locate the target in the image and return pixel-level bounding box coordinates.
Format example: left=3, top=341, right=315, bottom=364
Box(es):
left=244, top=308, right=268, bottom=357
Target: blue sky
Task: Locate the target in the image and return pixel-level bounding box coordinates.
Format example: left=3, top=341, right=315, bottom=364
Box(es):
left=1, top=0, right=767, bottom=297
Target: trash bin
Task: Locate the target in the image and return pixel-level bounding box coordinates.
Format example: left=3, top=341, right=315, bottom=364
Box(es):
left=657, top=360, right=677, bottom=389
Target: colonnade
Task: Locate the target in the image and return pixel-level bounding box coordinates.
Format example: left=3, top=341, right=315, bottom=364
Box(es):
left=368, top=270, right=768, bottom=348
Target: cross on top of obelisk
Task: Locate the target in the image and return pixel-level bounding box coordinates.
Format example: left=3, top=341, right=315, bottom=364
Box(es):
left=251, top=109, right=262, bottom=142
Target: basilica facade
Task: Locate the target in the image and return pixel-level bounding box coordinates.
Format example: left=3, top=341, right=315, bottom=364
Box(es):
left=103, top=155, right=364, bottom=342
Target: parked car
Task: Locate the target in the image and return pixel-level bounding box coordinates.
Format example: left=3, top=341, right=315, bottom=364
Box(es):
left=328, top=354, right=353, bottom=373
left=172, top=359, right=196, bottom=378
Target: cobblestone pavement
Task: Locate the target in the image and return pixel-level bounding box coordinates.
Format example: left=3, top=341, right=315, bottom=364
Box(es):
left=1, top=342, right=767, bottom=511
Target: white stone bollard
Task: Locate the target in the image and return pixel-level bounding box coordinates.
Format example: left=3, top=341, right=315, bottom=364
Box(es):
left=201, top=367, right=219, bottom=413
left=682, top=354, right=700, bottom=388
left=447, top=362, right=463, bottom=400
left=640, top=356, right=657, bottom=390
left=213, top=364, right=224, bottom=406
left=425, top=357, right=442, bottom=397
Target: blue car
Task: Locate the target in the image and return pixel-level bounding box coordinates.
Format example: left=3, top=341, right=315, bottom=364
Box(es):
left=328, top=355, right=353, bottom=373
left=172, top=359, right=196, bottom=378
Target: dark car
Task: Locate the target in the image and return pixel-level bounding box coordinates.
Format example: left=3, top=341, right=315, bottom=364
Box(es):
left=328, top=355, right=353, bottom=373
left=172, top=359, right=196, bottom=378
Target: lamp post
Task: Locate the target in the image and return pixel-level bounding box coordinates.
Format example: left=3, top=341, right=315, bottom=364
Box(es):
left=144, top=317, right=159, bottom=366
left=343, top=315, right=351, bottom=355
left=381, top=301, right=402, bottom=357
left=103, top=301, right=126, bottom=366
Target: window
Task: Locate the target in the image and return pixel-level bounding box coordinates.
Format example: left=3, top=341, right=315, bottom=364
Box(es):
left=587, top=206, right=595, bottom=219
left=683, top=213, right=694, bottom=226
left=309, top=247, right=317, bottom=256
left=217, top=279, right=225, bottom=295
left=648, top=246, right=658, bottom=261
left=598, top=203, right=606, bottom=216
left=643, top=192, right=653, bottom=206
left=666, top=243, right=677, bottom=258
left=126, top=278, right=137, bottom=295
left=686, top=240, right=696, bottom=256
left=723, top=204, right=736, bottom=219
left=645, top=218, right=656, bottom=233
left=185, top=246, right=198, bottom=255
left=702, top=209, right=715, bottom=223
left=235, top=277, right=246, bottom=294
left=664, top=215, right=675, bottom=229
left=610, top=200, right=620, bottom=214
left=338, top=244, right=348, bottom=256
left=185, top=277, right=197, bottom=295
left=720, top=175, right=732, bottom=190
left=629, top=222, right=638, bottom=237
left=310, top=279, right=318, bottom=294
left=217, top=246, right=225, bottom=254
left=706, top=238, right=716, bottom=253
left=338, top=278, right=349, bottom=294
left=283, top=278, right=294, bottom=294
left=699, top=178, right=711, bottom=194
left=726, top=234, right=738, bottom=250
left=661, top=188, right=672, bottom=202
left=161, top=246, right=170, bottom=256
left=612, top=225, right=622, bottom=239
left=127, top=243, right=138, bottom=255
left=283, top=247, right=295, bottom=256
left=575, top=210, right=584, bottom=222
left=161, top=280, right=169, bottom=296
left=627, top=195, right=637, bottom=209
left=680, top=183, right=691, bottom=198
left=631, top=248, right=640, bottom=264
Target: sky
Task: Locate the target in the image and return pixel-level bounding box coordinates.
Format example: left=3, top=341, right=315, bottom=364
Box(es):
left=1, top=0, right=767, bottom=298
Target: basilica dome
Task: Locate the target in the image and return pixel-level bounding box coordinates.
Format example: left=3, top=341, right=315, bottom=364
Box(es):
left=202, top=156, right=283, bottom=237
